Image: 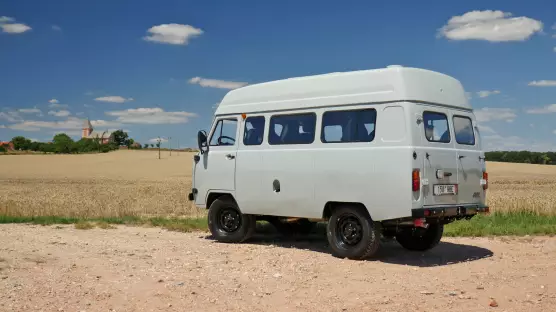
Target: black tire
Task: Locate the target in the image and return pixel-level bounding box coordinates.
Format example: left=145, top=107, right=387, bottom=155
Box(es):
left=269, top=217, right=315, bottom=236
left=395, top=224, right=444, bottom=251
left=208, top=196, right=256, bottom=243
left=326, top=205, right=381, bottom=260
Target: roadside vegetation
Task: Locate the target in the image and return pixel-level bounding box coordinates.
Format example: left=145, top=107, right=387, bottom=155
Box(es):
left=485, top=150, right=556, bottom=165
left=2, top=130, right=141, bottom=155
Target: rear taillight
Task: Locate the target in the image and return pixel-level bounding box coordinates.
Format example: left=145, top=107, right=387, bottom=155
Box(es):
left=412, top=169, right=420, bottom=191
left=482, top=171, right=488, bottom=190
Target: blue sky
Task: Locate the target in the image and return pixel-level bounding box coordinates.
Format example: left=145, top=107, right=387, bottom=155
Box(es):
left=1, top=0, right=555, bottom=150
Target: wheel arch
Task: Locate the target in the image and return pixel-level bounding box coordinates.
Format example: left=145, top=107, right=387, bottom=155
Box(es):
left=322, top=201, right=372, bottom=220
left=206, top=192, right=236, bottom=209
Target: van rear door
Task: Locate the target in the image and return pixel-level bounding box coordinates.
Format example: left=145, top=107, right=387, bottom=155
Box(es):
left=420, top=110, right=458, bottom=206
left=453, top=114, right=484, bottom=205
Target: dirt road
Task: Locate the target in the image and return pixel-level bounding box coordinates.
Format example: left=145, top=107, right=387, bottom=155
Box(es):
left=1, top=224, right=555, bottom=312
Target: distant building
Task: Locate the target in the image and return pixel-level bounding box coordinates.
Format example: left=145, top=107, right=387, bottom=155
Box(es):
left=81, top=118, right=112, bottom=144
left=0, top=141, right=14, bottom=150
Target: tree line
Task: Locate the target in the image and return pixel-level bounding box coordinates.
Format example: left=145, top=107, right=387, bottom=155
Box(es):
left=1, top=130, right=142, bottom=154
left=485, top=151, right=556, bottom=165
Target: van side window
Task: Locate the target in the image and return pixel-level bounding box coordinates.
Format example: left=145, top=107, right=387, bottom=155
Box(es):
left=423, top=112, right=450, bottom=143
left=209, top=118, right=238, bottom=146
left=243, top=116, right=265, bottom=146
left=321, top=109, right=376, bottom=143
left=453, top=116, right=475, bottom=145
left=268, top=113, right=316, bottom=145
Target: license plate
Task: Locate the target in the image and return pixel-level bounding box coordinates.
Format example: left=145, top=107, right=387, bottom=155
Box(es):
left=433, top=184, right=457, bottom=195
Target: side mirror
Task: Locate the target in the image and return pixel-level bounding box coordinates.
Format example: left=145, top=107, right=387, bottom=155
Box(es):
left=197, top=130, right=209, bottom=154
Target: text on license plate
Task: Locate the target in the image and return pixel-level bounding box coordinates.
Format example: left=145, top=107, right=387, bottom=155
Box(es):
left=433, top=184, right=457, bottom=195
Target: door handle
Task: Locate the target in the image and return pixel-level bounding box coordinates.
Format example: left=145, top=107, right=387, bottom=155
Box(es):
left=458, top=155, right=466, bottom=159
left=225, top=154, right=235, bottom=160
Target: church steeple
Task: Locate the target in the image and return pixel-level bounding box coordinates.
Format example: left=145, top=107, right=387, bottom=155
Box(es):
left=82, top=118, right=93, bottom=138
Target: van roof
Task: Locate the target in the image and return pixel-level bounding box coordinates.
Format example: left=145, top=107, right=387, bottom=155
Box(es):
left=215, top=66, right=471, bottom=115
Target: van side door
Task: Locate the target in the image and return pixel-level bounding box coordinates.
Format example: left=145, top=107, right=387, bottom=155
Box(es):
left=195, top=116, right=240, bottom=206
left=453, top=114, right=484, bottom=205
left=420, top=109, right=458, bottom=206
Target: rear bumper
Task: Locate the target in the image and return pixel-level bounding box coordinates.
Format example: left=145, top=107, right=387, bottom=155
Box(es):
left=412, top=204, right=489, bottom=218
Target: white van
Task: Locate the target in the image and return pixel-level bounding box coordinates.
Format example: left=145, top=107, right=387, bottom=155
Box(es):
left=188, top=65, right=489, bottom=260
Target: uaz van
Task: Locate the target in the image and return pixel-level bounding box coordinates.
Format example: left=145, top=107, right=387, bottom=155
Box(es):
left=188, top=65, right=489, bottom=260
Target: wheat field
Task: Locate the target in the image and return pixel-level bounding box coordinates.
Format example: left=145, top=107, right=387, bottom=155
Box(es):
left=1, top=150, right=556, bottom=217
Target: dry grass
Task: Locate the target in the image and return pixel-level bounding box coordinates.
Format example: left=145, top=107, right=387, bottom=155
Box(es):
left=486, top=162, right=556, bottom=215
left=0, top=150, right=555, bottom=218
left=74, top=221, right=94, bottom=230
left=0, top=150, right=205, bottom=218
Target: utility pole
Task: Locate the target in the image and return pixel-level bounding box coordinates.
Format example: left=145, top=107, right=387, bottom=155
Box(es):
left=169, top=136, right=172, bottom=156
left=157, top=136, right=161, bottom=159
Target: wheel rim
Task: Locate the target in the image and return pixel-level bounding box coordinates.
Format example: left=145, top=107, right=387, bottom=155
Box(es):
left=218, top=208, right=242, bottom=232
left=336, top=214, right=363, bottom=246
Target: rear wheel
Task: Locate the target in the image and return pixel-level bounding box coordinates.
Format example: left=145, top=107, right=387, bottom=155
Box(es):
left=395, top=224, right=444, bottom=251
left=326, top=206, right=381, bottom=260
left=208, top=196, right=256, bottom=243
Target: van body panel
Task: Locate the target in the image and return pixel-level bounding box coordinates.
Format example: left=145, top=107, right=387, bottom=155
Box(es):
left=452, top=113, right=485, bottom=205
left=216, top=67, right=470, bottom=115
left=258, top=148, right=316, bottom=217
left=417, top=106, right=459, bottom=206
left=313, top=146, right=412, bottom=221
left=192, top=116, right=240, bottom=207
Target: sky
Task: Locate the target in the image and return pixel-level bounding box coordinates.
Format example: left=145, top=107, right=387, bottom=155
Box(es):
left=0, top=0, right=555, bottom=150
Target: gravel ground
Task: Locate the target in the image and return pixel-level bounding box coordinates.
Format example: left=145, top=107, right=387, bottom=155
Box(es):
left=1, top=224, right=555, bottom=312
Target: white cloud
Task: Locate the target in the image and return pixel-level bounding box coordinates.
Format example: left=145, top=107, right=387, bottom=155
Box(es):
left=49, top=103, right=68, bottom=109
left=477, top=125, right=495, bottom=133
left=0, top=16, right=31, bottom=34
left=48, top=99, right=59, bottom=104
left=143, top=23, right=203, bottom=45
left=553, top=130, right=556, bottom=135
left=1, top=23, right=32, bottom=34
left=0, top=124, right=6, bottom=129
left=90, top=119, right=122, bottom=129
left=528, top=80, right=556, bottom=87
left=0, top=16, right=14, bottom=23
left=483, top=134, right=556, bottom=152
left=18, top=108, right=42, bottom=114
left=48, top=110, right=71, bottom=117
left=476, top=90, right=501, bottom=98
left=52, top=25, right=61, bottom=31
left=75, top=112, right=85, bottom=116
left=465, top=92, right=472, bottom=100
left=526, top=104, right=556, bottom=114
left=105, top=107, right=197, bottom=124
left=7, top=117, right=83, bottom=132
left=437, top=10, right=543, bottom=42
left=188, top=77, right=248, bottom=89
left=149, top=137, right=168, bottom=143
left=94, top=96, right=133, bottom=103
left=0, top=111, right=21, bottom=123
left=474, top=107, right=516, bottom=123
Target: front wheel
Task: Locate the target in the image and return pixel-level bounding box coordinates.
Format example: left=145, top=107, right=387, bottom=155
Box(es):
left=326, top=206, right=381, bottom=260
left=208, top=196, right=256, bottom=243
left=395, top=224, right=444, bottom=251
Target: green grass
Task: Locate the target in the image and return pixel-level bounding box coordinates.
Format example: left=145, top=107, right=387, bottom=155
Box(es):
left=1, top=213, right=555, bottom=237
left=444, top=212, right=556, bottom=237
